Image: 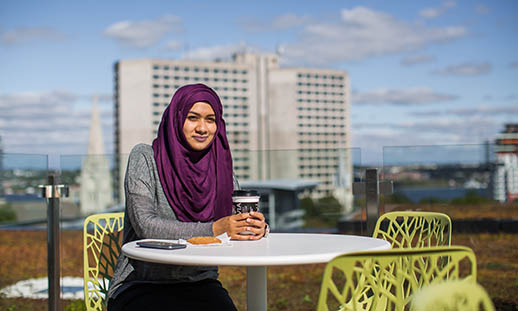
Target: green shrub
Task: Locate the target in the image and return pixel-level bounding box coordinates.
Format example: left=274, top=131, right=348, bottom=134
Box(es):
left=0, top=205, right=16, bottom=223
left=419, top=197, right=445, bottom=204
left=451, top=190, right=493, bottom=205
left=64, top=300, right=86, bottom=311
left=384, top=192, right=412, bottom=204
left=300, top=197, right=318, bottom=217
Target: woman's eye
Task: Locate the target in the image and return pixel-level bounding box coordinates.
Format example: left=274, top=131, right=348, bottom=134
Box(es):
left=207, top=118, right=216, bottom=123
left=188, top=115, right=198, bottom=121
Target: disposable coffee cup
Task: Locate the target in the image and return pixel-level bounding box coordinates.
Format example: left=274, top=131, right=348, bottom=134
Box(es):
left=232, top=190, right=260, bottom=235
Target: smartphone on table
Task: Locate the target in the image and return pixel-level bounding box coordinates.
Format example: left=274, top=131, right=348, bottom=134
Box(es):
left=137, top=240, right=186, bottom=250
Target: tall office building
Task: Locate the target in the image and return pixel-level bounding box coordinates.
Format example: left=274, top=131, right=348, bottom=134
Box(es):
left=114, top=53, right=352, bottom=210
left=0, top=136, right=4, bottom=197
left=492, top=123, right=518, bottom=202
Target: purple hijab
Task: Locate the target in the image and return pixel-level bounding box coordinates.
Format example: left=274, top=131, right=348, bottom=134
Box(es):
left=152, top=84, right=233, bottom=222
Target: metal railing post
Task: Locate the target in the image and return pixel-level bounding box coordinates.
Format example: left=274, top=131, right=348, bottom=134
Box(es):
left=353, top=168, right=393, bottom=236
left=39, top=174, right=68, bottom=311
left=365, top=169, right=379, bottom=236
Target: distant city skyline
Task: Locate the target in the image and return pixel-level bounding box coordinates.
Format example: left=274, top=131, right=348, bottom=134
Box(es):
left=1, top=0, right=517, bottom=165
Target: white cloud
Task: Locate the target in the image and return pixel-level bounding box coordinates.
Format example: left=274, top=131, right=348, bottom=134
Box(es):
left=411, top=105, right=518, bottom=117
left=272, top=14, right=313, bottom=30
left=164, top=40, right=184, bottom=51
left=0, top=27, right=67, bottom=45
left=419, top=1, right=457, bottom=19
left=352, top=88, right=459, bottom=105
left=400, top=54, right=436, bottom=66
left=419, top=8, right=441, bottom=19
left=433, top=62, right=492, bottom=76
left=279, top=6, right=467, bottom=65
left=239, top=13, right=312, bottom=32
left=104, top=15, right=183, bottom=48
left=182, top=42, right=256, bottom=61
left=0, top=91, right=113, bottom=155
left=352, top=116, right=500, bottom=164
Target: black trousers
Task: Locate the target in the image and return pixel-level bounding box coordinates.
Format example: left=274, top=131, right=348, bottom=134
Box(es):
left=107, top=279, right=237, bottom=311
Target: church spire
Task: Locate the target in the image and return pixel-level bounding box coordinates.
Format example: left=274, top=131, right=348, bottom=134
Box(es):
left=87, top=96, right=105, bottom=155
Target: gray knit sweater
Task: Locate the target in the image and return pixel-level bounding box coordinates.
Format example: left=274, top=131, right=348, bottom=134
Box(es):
left=108, top=144, right=233, bottom=300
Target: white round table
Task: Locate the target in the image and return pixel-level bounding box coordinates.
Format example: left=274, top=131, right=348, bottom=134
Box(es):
left=122, top=233, right=391, bottom=311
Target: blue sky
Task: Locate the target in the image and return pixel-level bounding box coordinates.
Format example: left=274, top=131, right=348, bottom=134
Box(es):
left=0, top=0, right=517, bottom=164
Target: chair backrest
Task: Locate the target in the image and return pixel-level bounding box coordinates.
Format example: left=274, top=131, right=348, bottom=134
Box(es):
left=83, top=212, right=124, bottom=311
left=372, top=211, right=452, bottom=248
left=317, top=246, right=476, bottom=311
left=410, top=279, right=495, bottom=311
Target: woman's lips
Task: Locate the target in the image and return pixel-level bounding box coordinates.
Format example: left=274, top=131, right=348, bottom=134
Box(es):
left=193, top=136, right=207, bottom=142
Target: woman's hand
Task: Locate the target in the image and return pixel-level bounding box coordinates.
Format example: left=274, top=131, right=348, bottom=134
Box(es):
left=213, top=211, right=267, bottom=240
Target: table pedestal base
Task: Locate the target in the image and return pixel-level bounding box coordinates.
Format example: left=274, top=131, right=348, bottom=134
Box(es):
left=246, top=266, right=267, bottom=311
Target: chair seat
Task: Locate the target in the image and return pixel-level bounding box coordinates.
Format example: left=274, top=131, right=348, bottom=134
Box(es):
left=83, top=212, right=124, bottom=311
left=317, top=246, right=477, bottom=311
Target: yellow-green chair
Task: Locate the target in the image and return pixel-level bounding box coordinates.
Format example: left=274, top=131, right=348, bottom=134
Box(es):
left=410, top=279, right=495, bottom=311
left=83, top=212, right=124, bottom=311
left=317, top=246, right=476, bottom=311
left=373, top=211, right=451, bottom=248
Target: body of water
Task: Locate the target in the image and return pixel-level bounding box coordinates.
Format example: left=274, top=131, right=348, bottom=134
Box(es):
left=396, top=187, right=490, bottom=203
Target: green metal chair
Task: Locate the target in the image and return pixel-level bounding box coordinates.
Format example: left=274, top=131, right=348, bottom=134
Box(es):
left=317, top=246, right=477, bottom=311
left=83, top=212, right=124, bottom=311
left=410, top=279, right=495, bottom=311
left=372, top=211, right=452, bottom=248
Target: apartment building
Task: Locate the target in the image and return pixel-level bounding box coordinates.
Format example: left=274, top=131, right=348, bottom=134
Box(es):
left=114, top=53, right=352, bottom=210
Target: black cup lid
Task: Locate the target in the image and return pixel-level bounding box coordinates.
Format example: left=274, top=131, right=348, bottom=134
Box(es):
left=232, top=190, right=259, bottom=197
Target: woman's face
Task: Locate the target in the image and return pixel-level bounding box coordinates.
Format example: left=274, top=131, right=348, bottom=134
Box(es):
left=183, top=102, right=217, bottom=150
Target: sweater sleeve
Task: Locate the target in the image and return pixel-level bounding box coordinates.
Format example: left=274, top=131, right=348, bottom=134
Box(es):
left=124, top=145, right=214, bottom=240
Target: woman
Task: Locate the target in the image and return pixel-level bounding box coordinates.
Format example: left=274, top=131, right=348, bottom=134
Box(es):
left=107, top=83, right=267, bottom=311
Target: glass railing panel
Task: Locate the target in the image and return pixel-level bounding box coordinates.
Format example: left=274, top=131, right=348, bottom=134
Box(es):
left=59, top=154, right=122, bottom=304
left=382, top=144, right=494, bottom=205
left=0, top=153, right=49, bottom=309
left=0, top=153, right=48, bottom=225
left=60, top=154, right=121, bottom=220
left=233, top=147, right=361, bottom=232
